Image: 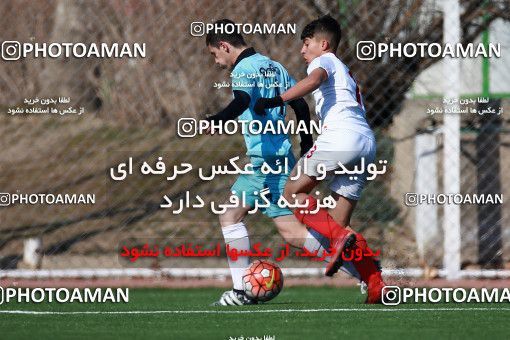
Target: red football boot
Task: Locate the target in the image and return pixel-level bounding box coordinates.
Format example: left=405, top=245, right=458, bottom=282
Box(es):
left=365, top=271, right=386, bottom=304
left=325, top=228, right=356, bottom=276
left=292, top=195, right=356, bottom=276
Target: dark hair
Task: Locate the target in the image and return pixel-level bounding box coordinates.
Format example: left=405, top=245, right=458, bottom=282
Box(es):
left=205, top=19, right=246, bottom=48
left=300, top=15, right=341, bottom=51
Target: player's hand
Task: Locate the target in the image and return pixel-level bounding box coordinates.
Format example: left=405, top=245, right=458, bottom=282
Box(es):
left=254, top=96, right=284, bottom=116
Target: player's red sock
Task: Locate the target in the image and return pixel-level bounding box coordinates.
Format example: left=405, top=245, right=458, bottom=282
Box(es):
left=294, top=195, right=356, bottom=276
left=354, top=233, right=379, bottom=260
left=352, top=233, right=382, bottom=283
left=293, top=195, right=350, bottom=240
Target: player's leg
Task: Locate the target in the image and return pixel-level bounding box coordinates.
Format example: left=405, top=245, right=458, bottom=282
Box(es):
left=271, top=214, right=360, bottom=279
left=273, top=214, right=335, bottom=257
left=329, top=193, right=378, bottom=262
left=263, top=169, right=362, bottom=281
left=327, top=134, right=386, bottom=303
left=271, top=214, right=307, bottom=248
left=327, top=191, right=385, bottom=303
left=218, top=200, right=251, bottom=293
left=307, top=227, right=363, bottom=283
left=258, top=168, right=314, bottom=249
left=283, top=160, right=356, bottom=276
left=328, top=193, right=357, bottom=227
left=213, top=175, right=259, bottom=306
left=213, top=202, right=258, bottom=306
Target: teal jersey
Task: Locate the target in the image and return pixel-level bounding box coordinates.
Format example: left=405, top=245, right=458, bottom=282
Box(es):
left=231, top=51, right=297, bottom=167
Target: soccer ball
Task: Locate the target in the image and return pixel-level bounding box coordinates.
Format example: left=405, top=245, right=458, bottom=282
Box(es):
left=242, top=260, right=283, bottom=302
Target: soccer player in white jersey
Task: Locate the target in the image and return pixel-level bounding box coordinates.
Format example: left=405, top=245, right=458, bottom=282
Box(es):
left=255, top=15, right=386, bottom=303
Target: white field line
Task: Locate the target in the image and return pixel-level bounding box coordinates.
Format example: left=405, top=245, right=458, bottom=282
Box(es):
left=1, top=307, right=510, bottom=315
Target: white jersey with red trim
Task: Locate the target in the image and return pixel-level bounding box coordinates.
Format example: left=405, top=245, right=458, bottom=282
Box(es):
left=306, top=52, right=373, bottom=138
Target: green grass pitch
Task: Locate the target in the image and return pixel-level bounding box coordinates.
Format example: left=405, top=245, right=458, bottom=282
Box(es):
left=1, top=286, right=509, bottom=339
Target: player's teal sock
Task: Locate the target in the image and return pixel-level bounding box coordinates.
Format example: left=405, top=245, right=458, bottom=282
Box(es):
left=221, top=222, right=250, bottom=291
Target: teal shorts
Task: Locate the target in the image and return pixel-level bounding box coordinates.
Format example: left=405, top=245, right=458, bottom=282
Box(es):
left=231, top=155, right=296, bottom=218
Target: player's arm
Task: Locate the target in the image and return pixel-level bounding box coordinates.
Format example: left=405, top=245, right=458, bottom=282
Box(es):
left=206, top=90, right=251, bottom=123
left=254, top=68, right=327, bottom=115
left=288, top=98, right=314, bottom=156
left=281, top=68, right=327, bottom=102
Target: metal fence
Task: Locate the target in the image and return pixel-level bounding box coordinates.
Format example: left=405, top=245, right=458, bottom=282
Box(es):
left=0, top=0, right=509, bottom=279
